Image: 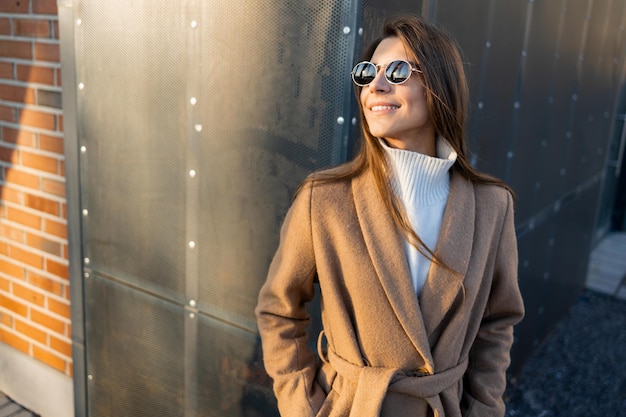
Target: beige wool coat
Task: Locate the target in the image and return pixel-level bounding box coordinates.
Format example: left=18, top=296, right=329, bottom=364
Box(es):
left=255, top=166, right=525, bottom=417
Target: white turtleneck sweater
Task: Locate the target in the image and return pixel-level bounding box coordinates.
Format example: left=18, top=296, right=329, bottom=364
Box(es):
left=380, top=138, right=458, bottom=295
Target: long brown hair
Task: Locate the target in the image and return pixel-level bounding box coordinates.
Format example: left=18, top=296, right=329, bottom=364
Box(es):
left=298, top=14, right=513, bottom=266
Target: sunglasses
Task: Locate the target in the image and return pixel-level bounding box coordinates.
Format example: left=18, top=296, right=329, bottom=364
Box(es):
left=351, top=60, right=422, bottom=87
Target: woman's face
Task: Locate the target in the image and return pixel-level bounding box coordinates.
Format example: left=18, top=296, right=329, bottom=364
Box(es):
left=360, top=37, right=435, bottom=154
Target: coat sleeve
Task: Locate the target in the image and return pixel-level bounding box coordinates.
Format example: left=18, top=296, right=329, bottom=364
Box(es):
left=462, top=191, right=525, bottom=417
left=255, top=183, right=326, bottom=417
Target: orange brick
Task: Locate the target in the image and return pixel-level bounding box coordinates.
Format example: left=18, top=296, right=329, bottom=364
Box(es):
left=1, top=1, right=29, bottom=13
left=43, top=218, right=66, bottom=239
left=27, top=271, right=63, bottom=297
left=15, top=317, right=47, bottom=343
left=0, top=293, right=28, bottom=316
left=46, top=258, right=68, bottom=279
left=48, top=297, right=69, bottom=319
left=5, top=168, right=39, bottom=189
left=41, top=178, right=65, bottom=197
left=50, top=334, right=71, bottom=357
left=0, top=62, right=12, bottom=78
left=0, top=105, right=16, bottom=123
left=18, top=108, right=56, bottom=130
left=6, top=206, right=41, bottom=230
left=9, top=244, right=43, bottom=268
left=17, top=64, right=54, bottom=85
left=0, top=222, right=24, bottom=243
left=26, top=232, right=62, bottom=256
left=2, top=127, right=37, bottom=147
left=24, top=193, right=59, bottom=216
left=0, top=186, right=21, bottom=204
left=0, top=144, right=18, bottom=164
left=62, top=244, right=68, bottom=260
left=33, top=0, right=58, bottom=15
left=0, top=241, right=7, bottom=255
left=0, top=84, right=36, bottom=105
left=0, top=276, right=8, bottom=292
left=33, top=345, right=65, bottom=373
left=0, top=328, right=30, bottom=355
left=20, top=151, right=59, bottom=174
left=14, top=19, right=51, bottom=38
left=34, top=42, right=59, bottom=62
left=39, top=134, right=64, bottom=153
left=0, top=18, right=9, bottom=36
left=0, top=40, right=32, bottom=60
left=0, top=310, right=12, bottom=326
left=57, top=114, right=63, bottom=132
left=13, top=282, right=45, bottom=306
left=0, top=258, right=25, bottom=279
left=30, top=308, right=64, bottom=334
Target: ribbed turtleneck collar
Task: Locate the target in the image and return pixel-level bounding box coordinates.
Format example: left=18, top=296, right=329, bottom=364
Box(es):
left=381, top=137, right=457, bottom=207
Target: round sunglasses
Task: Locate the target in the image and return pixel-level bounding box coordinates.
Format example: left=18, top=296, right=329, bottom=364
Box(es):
left=351, top=60, right=422, bottom=87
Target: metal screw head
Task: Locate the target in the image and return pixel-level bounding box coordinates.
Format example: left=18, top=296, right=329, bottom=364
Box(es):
left=337, top=117, right=345, bottom=125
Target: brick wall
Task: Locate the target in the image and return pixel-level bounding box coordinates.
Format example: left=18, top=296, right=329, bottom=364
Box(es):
left=0, top=0, right=71, bottom=376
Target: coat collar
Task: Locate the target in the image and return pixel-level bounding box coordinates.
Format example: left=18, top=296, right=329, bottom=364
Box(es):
left=351, top=169, right=475, bottom=369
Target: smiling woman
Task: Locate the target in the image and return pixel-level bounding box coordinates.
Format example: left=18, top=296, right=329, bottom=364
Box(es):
left=256, top=15, right=524, bottom=417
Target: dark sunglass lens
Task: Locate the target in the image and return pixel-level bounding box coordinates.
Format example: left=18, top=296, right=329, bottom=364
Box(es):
left=385, top=60, right=411, bottom=84
left=352, top=62, right=377, bottom=85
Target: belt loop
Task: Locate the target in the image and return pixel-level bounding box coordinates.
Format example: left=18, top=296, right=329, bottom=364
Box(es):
left=317, top=329, right=329, bottom=364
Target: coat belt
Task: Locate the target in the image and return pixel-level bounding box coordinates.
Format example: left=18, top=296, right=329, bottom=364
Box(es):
left=319, top=333, right=468, bottom=417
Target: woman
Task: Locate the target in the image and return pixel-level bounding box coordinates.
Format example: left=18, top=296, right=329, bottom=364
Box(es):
left=256, top=14, right=524, bottom=417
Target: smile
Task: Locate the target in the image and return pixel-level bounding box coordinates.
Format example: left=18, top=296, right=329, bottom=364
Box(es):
left=371, top=105, right=399, bottom=111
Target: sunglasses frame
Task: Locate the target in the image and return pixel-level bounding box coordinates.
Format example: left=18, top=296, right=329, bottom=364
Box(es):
left=351, top=60, right=422, bottom=87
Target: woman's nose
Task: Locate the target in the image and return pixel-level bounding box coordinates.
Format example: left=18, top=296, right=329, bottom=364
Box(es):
left=368, top=68, right=390, bottom=92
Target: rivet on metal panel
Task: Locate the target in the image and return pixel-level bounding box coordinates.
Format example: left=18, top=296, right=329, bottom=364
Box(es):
left=351, top=117, right=357, bottom=125
left=80, top=145, right=87, bottom=153
left=337, top=117, right=345, bottom=125
left=76, top=19, right=82, bottom=26
left=194, top=124, right=202, bottom=132
left=189, top=313, right=195, bottom=319
left=485, top=41, right=491, bottom=48
left=78, top=82, right=85, bottom=90
left=189, top=169, right=196, bottom=178
left=84, top=257, right=90, bottom=265
left=82, top=209, right=88, bottom=216
left=507, top=151, right=514, bottom=159
left=191, top=20, right=198, bottom=28
left=88, top=375, right=93, bottom=380
left=188, top=241, right=196, bottom=249
left=521, top=50, right=527, bottom=57
left=343, top=26, right=350, bottom=34
left=189, top=300, right=196, bottom=307
left=84, top=272, right=89, bottom=279
left=190, top=97, right=197, bottom=105
left=572, top=94, right=578, bottom=101
left=478, top=102, right=484, bottom=109
left=513, top=102, right=520, bottom=109
left=358, top=28, right=363, bottom=36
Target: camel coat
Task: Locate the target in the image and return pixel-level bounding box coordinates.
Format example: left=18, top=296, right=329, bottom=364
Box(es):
left=255, top=167, right=525, bottom=417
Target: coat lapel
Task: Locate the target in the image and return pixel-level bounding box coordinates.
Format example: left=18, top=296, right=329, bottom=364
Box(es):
left=419, top=173, right=475, bottom=339
left=352, top=170, right=434, bottom=368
